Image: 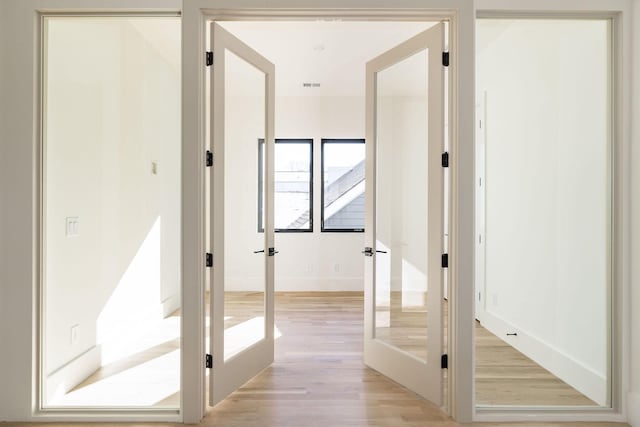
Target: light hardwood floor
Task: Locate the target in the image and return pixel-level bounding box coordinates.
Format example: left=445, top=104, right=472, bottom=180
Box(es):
left=220, top=291, right=595, bottom=407
left=13, top=292, right=619, bottom=427
left=475, top=318, right=595, bottom=406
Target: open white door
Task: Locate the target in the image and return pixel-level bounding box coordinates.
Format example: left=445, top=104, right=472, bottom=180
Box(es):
left=364, top=23, right=446, bottom=405
left=209, top=23, right=275, bottom=406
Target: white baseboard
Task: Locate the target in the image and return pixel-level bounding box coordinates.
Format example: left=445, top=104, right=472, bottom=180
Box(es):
left=276, top=277, right=363, bottom=291
left=226, top=276, right=364, bottom=291
left=46, top=345, right=101, bottom=404
left=480, top=310, right=606, bottom=405
left=162, top=293, right=180, bottom=317
left=628, top=391, right=640, bottom=427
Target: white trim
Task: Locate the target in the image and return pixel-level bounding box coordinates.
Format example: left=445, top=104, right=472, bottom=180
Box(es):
left=276, top=278, right=365, bottom=291
left=474, top=1, right=631, bottom=422
left=475, top=410, right=628, bottom=423
left=181, top=2, right=207, bottom=424
left=628, top=392, right=640, bottom=427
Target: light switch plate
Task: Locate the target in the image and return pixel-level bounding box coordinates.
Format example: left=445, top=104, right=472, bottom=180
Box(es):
left=65, top=217, right=80, bottom=237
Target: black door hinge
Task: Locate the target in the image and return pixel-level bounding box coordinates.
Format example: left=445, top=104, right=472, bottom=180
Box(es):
left=206, top=150, right=213, bottom=167
left=442, top=51, right=450, bottom=67
left=206, top=253, right=213, bottom=267
left=206, top=353, right=212, bottom=368
left=441, top=253, right=449, bottom=268
left=206, top=51, right=214, bottom=66
left=441, top=152, right=449, bottom=168
left=441, top=354, right=448, bottom=369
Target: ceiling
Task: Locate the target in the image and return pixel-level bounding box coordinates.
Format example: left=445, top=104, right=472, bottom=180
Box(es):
left=219, top=21, right=438, bottom=97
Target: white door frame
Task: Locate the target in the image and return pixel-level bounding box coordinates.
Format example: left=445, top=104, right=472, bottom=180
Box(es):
left=27, top=1, right=184, bottom=423
left=473, top=3, right=631, bottom=422
left=182, top=3, right=474, bottom=424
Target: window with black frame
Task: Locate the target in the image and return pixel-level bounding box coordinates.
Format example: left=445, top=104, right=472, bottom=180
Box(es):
left=321, top=139, right=365, bottom=232
left=258, top=139, right=313, bottom=232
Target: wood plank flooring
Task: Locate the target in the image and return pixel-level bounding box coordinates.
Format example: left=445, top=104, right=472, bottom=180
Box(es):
left=14, top=292, right=618, bottom=427
left=475, top=318, right=596, bottom=406
left=207, top=291, right=448, bottom=427
left=219, top=291, right=594, bottom=408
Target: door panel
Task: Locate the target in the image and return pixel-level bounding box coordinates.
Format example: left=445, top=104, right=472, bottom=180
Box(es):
left=364, top=23, right=445, bottom=404
left=210, top=23, right=275, bottom=406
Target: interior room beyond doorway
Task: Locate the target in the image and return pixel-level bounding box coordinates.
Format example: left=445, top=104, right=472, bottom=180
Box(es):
left=208, top=19, right=599, bottom=412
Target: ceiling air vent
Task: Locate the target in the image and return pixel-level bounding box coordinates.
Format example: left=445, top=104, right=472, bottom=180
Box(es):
left=302, top=82, right=321, bottom=88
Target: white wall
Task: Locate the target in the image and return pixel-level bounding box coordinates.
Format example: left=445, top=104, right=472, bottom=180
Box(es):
left=477, top=19, right=609, bottom=404
left=224, top=95, right=365, bottom=292
left=629, top=1, right=640, bottom=424
left=276, top=96, right=366, bottom=290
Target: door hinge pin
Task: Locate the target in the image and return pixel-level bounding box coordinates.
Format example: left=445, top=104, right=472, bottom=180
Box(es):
left=206, top=354, right=212, bottom=368
left=206, top=253, right=213, bottom=267
left=441, top=354, right=448, bottom=369
left=442, top=51, right=450, bottom=67
left=206, top=51, right=213, bottom=66
left=206, top=150, right=213, bottom=167
left=441, top=253, right=449, bottom=268
left=441, top=152, right=449, bottom=168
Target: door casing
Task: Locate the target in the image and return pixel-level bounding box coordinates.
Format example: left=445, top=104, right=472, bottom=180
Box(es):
left=192, top=9, right=462, bottom=422
left=185, top=6, right=467, bottom=424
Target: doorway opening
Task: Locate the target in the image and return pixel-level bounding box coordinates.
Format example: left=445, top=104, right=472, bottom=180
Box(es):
left=204, top=18, right=453, bottom=424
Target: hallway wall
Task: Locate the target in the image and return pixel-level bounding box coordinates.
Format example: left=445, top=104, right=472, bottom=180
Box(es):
left=224, top=95, right=365, bottom=291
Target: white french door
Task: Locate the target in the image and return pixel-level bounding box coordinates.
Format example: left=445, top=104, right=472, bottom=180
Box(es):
left=209, top=22, right=276, bottom=406
left=364, top=23, right=446, bottom=405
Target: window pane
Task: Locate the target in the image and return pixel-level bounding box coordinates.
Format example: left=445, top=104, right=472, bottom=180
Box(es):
left=43, top=16, right=181, bottom=409
left=322, top=140, right=366, bottom=231
left=275, top=140, right=312, bottom=231
left=475, top=18, right=611, bottom=407
left=374, top=48, right=429, bottom=362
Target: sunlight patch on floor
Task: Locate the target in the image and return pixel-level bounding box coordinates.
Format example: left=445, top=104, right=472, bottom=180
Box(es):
left=51, top=349, right=180, bottom=407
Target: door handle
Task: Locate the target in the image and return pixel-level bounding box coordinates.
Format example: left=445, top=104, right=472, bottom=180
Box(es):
left=362, top=247, right=387, bottom=256
left=255, top=248, right=278, bottom=256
